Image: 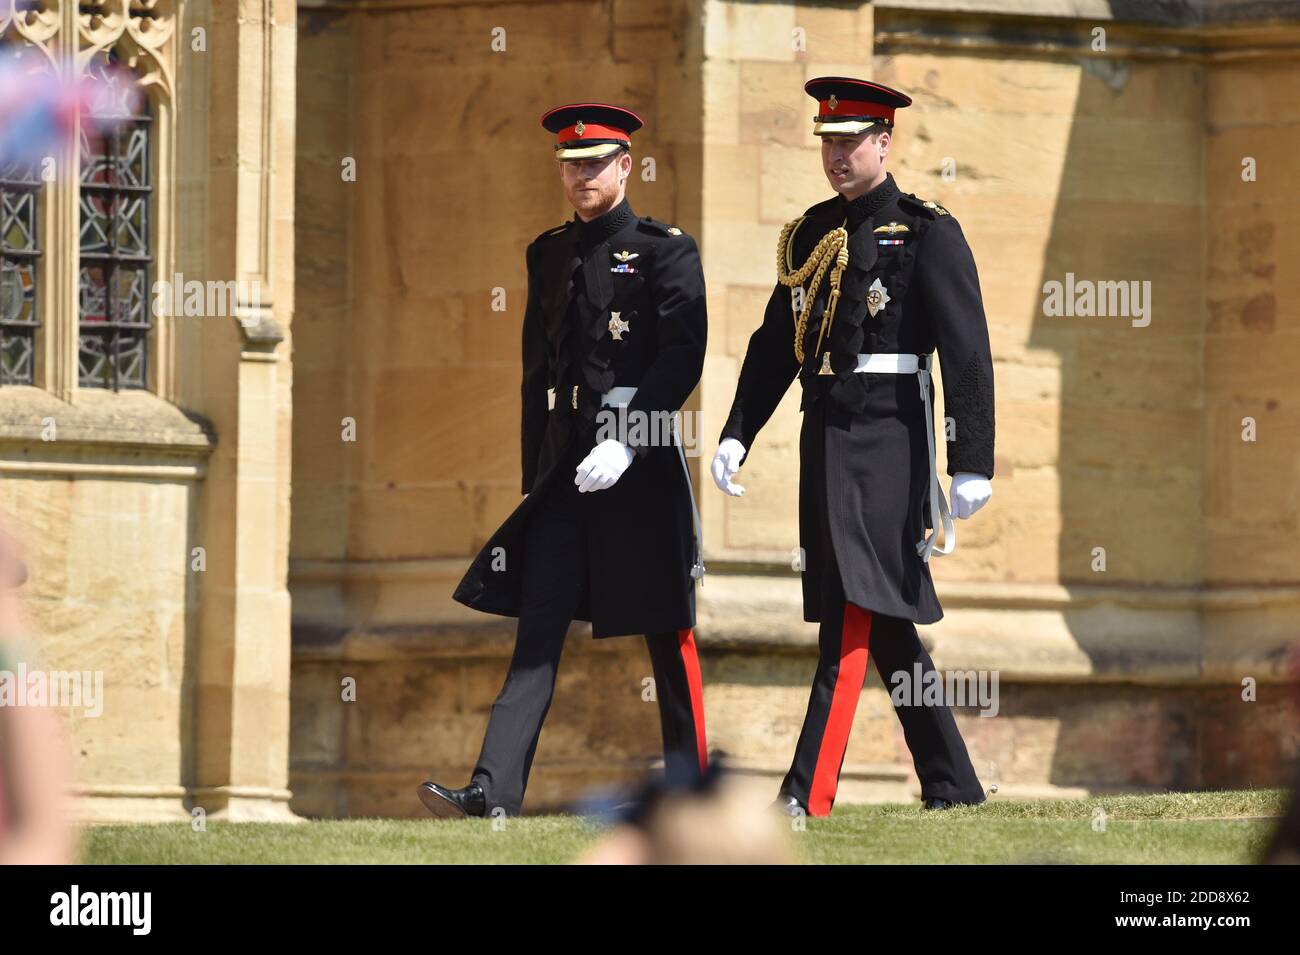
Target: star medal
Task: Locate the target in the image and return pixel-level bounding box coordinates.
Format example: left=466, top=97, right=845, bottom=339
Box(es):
left=867, top=277, right=891, bottom=318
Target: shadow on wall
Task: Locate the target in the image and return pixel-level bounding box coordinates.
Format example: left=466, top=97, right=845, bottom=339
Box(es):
left=1025, top=19, right=1297, bottom=790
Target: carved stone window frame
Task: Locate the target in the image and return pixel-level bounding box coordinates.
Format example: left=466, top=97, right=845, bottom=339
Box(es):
left=0, top=0, right=177, bottom=402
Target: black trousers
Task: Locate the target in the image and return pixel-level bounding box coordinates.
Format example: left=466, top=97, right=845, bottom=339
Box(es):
left=781, top=477, right=986, bottom=815
left=470, top=453, right=707, bottom=817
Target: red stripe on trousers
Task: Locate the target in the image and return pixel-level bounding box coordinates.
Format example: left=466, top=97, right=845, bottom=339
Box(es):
left=808, top=603, right=873, bottom=816
left=677, top=627, right=709, bottom=773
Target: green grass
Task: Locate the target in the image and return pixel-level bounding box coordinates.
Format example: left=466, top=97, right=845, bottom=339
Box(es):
left=81, top=788, right=1288, bottom=865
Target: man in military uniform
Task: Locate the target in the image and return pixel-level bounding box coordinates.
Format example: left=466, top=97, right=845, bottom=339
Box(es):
left=711, top=78, right=994, bottom=816
left=420, top=104, right=709, bottom=819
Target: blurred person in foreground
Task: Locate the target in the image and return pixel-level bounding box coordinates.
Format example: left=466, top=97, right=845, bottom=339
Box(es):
left=574, top=760, right=799, bottom=865
left=1262, top=643, right=1300, bottom=864
left=0, top=524, right=75, bottom=864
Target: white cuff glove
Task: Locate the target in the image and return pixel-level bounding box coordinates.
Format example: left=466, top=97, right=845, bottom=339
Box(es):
left=710, top=438, right=747, bottom=497
left=950, top=472, right=992, bottom=519
left=575, top=439, right=635, bottom=493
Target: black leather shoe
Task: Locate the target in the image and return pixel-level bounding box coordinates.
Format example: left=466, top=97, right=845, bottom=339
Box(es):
left=922, top=797, right=954, bottom=810
left=417, top=780, right=486, bottom=819
left=771, top=792, right=806, bottom=817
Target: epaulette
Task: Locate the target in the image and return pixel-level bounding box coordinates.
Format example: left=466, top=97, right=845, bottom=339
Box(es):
left=801, top=196, right=840, bottom=219
left=782, top=216, right=809, bottom=270
left=532, top=221, right=573, bottom=244
left=900, top=193, right=950, bottom=218
left=783, top=199, right=841, bottom=269
left=637, top=216, right=684, bottom=237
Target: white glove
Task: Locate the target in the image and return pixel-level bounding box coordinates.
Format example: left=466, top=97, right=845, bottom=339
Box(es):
left=575, top=439, right=635, bottom=493
left=710, top=438, right=747, bottom=497
left=949, top=472, right=992, bottom=519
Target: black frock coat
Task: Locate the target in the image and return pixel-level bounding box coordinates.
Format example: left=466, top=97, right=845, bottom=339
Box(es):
left=453, top=198, right=708, bottom=638
left=720, top=173, right=995, bottom=624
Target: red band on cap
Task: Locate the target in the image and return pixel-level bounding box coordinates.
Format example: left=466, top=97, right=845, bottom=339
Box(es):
left=557, top=122, right=631, bottom=143
left=819, top=98, right=895, bottom=124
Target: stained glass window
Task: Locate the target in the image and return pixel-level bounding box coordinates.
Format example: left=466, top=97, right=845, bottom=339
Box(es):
left=0, top=155, right=40, bottom=386
left=0, top=36, right=42, bottom=386
left=78, top=49, right=152, bottom=390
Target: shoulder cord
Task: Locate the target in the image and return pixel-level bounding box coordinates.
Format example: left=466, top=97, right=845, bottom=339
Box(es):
left=776, top=216, right=849, bottom=364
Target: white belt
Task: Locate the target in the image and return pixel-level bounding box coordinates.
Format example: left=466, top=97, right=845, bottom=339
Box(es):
left=599, top=386, right=706, bottom=583
left=601, top=386, right=639, bottom=406
left=853, top=353, right=918, bottom=374
left=851, top=353, right=955, bottom=562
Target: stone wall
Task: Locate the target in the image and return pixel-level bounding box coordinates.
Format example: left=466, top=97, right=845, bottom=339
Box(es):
left=290, top=0, right=1300, bottom=816
left=1, top=0, right=299, bottom=823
